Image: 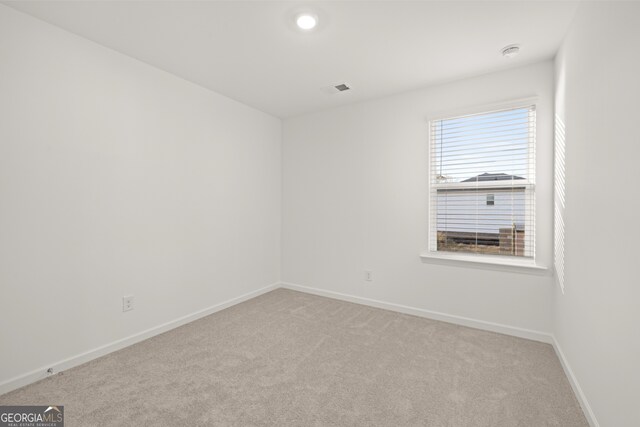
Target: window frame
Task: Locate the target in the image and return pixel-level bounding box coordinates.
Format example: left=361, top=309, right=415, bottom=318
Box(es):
left=421, top=98, right=547, bottom=274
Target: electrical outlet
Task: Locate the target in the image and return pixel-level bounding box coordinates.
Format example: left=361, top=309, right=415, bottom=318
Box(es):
left=364, top=271, right=373, bottom=282
left=122, top=295, right=134, bottom=312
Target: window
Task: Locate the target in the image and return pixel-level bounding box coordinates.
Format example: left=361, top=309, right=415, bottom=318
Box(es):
left=429, top=105, right=536, bottom=258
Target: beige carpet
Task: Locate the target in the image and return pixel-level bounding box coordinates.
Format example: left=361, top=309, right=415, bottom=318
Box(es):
left=0, top=288, right=588, bottom=426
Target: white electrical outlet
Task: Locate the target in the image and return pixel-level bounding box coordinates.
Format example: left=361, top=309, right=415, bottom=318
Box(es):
left=364, top=271, right=373, bottom=282
left=122, top=295, right=134, bottom=312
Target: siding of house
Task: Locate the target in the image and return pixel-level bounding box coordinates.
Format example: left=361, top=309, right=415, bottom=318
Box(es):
left=436, top=188, right=526, bottom=234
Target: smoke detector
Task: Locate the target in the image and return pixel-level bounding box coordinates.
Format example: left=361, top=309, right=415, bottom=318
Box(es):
left=501, top=44, right=521, bottom=58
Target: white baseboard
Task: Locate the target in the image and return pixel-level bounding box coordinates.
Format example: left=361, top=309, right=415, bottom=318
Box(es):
left=280, top=282, right=553, bottom=343
left=552, top=337, right=600, bottom=427
left=0, top=282, right=279, bottom=396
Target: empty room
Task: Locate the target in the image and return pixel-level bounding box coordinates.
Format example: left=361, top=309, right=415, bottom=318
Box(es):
left=0, top=1, right=638, bottom=426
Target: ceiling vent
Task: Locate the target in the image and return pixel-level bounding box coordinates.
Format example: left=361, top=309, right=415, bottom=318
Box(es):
left=320, top=83, right=352, bottom=95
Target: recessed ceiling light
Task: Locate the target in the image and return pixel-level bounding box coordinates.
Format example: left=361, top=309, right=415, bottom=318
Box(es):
left=501, top=44, right=521, bottom=58
left=296, top=14, right=317, bottom=30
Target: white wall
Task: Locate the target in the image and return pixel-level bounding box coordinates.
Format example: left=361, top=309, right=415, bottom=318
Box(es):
left=283, top=62, right=555, bottom=335
left=553, top=2, right=640, bottom=426
left=0, top=4, right=281, bottom=389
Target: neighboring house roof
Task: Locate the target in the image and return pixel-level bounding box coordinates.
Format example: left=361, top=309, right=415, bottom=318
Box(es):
left=462, top=173, right=525, bottom=182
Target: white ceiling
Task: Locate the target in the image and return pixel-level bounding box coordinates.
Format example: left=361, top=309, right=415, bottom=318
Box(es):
left=4, top=1, right=579, bottom=118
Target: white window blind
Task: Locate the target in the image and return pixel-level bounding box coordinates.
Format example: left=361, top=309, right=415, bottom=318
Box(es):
left=430, top=105, right=536, bottom=258
left=554, top=113, right=566, bottom=291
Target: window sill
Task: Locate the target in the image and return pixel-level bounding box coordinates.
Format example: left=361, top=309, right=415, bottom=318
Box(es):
left=419, top=251, right=549, bottom=275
